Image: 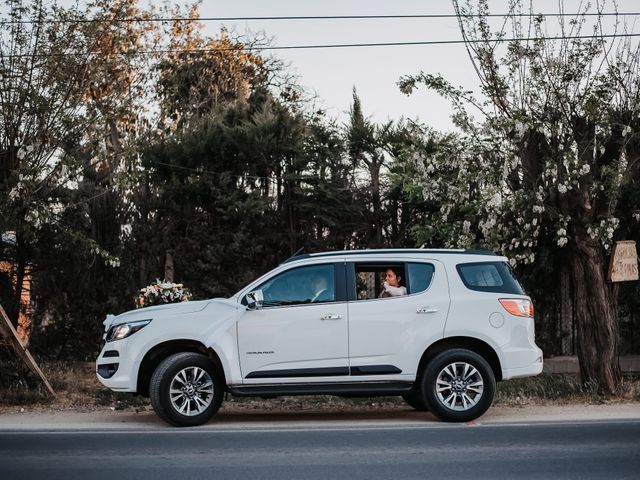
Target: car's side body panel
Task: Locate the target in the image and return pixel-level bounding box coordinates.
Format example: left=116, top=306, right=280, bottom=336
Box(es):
left=237, top=301, right=350, bottom=383
left=346, top=258, right=451, bottom=377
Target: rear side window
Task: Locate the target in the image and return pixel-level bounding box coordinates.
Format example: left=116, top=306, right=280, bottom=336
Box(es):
left=407, top=263, right=435, bottom=294
left=457, top=261, right=525, bottom=294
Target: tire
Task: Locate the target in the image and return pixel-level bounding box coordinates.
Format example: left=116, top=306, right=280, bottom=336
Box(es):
left=421, top=349, right=495, bottom=422
left=149, top=352, right=224, bottom=427
left=402, top=389, right=429, bottom=411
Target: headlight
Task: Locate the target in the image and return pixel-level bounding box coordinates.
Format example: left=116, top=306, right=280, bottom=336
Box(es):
left=106, top=319, right=152, bottom=342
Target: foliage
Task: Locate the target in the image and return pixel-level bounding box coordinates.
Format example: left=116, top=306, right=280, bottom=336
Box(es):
left=131, top=87, right=365, bottom=298
left=399, top=1, right=640, bottom=262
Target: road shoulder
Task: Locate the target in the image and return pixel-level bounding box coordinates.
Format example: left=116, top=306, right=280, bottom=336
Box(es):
left=0, top=403, right=638, bottom=431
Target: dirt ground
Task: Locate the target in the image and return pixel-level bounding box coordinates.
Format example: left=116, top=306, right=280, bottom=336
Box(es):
left=1, top=361, right=639, bottom=417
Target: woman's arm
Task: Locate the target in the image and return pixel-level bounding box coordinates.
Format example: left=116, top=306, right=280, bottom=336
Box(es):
left=383, top=284, right=407, bottom=297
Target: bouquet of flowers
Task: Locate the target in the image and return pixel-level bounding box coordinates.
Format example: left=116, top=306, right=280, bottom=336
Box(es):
left=137, top=279, right=192, bottom=308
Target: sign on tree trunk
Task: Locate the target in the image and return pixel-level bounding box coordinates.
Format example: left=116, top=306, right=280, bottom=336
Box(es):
left=608, top=241, right=639, bottom=282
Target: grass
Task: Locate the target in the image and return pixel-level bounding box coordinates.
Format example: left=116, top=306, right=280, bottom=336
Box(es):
left=1, top=360, right=639, bottom=413
left=495, top=373, right=640, bottom=405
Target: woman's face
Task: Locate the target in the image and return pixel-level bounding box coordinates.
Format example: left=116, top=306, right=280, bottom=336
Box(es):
left=385, top=269, right=400, bottom=287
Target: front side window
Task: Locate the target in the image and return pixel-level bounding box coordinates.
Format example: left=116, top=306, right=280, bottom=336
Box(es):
left=256, top=264, right=336, bottom=306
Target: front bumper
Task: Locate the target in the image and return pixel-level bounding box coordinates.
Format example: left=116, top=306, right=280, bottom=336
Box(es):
left=95, top=339, right=138, bottom=392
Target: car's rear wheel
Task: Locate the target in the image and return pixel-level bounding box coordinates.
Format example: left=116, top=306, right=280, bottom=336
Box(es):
left=150, top=352, right=224, bottom=427
left=401, top=389, right=429, bottom=411
left=421, top=349, right=495, bottom=422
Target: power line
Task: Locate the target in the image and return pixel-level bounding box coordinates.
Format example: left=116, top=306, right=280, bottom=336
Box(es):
left=2, top=12, right=639, bottom=25
left=149, top=160, right=270, bottom=182
left=2, top=32, right=639, bottom=59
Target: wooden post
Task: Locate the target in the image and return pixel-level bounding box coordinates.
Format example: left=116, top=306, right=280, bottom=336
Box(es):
left=0, top=303, right=55, bottom=396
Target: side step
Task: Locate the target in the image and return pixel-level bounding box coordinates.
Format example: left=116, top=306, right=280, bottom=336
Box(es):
left=228, top=381, right=414, bottom=398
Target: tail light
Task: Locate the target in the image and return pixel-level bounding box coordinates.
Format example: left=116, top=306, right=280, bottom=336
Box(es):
left=499, top=298, right=534, bottom=318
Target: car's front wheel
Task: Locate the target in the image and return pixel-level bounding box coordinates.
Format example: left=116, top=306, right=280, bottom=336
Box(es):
left=149, top=352, right=224, bottom=427
left=421, top=349, right=495, bottom=422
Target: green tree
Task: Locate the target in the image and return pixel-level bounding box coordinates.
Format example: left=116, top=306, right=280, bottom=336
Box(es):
left=0, top=0, right=100, bottom=328
left=0, top=0, right=159, bottom=358
left=132, top=87, right=360, bottom=297
left=346, top=88, right=396, bottom=247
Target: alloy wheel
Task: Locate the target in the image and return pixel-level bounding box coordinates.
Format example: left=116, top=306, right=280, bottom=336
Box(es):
left=169, top=366, right=215, bottom=416
left=435, top=361, right=484, bottom=411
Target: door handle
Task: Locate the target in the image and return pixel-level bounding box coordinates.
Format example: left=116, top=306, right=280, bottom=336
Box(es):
left=417, top=307, right=438, bottom=314
left=320, top=313, right=343, bottom=321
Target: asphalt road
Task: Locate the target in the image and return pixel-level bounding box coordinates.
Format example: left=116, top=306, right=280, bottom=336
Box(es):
left=1, top=420, right=639, bottom=480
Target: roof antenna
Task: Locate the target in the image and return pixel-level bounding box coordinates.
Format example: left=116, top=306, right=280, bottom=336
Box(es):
left=284, top=246, right=305, bottom=263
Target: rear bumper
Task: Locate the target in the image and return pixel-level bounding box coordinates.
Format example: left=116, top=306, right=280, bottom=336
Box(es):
left=502, top=348, right=544, bottom=380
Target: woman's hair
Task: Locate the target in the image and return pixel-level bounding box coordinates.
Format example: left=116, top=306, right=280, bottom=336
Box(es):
left=385, top=267, right=403, bottom=285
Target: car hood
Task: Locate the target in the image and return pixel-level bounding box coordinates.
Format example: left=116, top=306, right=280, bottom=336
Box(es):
left=103, top=298, right=241, bottom=331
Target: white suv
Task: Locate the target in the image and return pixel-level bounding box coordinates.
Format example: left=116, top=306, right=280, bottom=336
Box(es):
left=96, top=249, right=543, bottom=426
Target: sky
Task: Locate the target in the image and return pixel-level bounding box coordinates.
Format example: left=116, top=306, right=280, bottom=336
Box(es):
left=17, top=0, right=639, bottom=131
left=187, top=0, right=640, bottom=131
left=195, top=0, right=474, bottom=129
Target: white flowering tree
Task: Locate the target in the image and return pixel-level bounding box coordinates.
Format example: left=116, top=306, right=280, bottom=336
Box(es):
left=399, top=0, right=640, bottom=393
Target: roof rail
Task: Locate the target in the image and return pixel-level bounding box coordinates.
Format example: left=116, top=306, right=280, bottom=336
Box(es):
left=282, top=248, right=497, bottom=263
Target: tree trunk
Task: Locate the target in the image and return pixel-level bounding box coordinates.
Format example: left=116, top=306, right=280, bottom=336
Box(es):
left=369, top=161, right=383, bottom=247
left=570, top=237, right=621, bottom=394
left=559, top=265, right=574, bottom=355
left=6, top=230, right=27, bottom=329
left=164, top=249, right=174, bottom=283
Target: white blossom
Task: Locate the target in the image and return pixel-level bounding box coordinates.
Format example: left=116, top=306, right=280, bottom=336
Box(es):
left=107, top=258, right=121, bottom=268
left=579, top=164, right=591, bottom=175
left=488, top=192, right=501, bottom=207
left=8, top=188, right=19, bottom=202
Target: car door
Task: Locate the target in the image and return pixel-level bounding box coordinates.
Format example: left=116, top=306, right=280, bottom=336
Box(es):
left=237, top=262, right=350, bottom=384
left=346, top=259, right=450, bottom=378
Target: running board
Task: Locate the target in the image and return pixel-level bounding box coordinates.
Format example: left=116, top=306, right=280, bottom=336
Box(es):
left=228, top=381, right=414, bottom=398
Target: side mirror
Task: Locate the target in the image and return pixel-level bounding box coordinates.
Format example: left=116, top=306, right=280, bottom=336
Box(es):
left=245, top=290, right=264, bottom=310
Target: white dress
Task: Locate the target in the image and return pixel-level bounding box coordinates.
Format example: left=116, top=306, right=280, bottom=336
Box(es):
left=380, top=284, right=407, bottom=297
